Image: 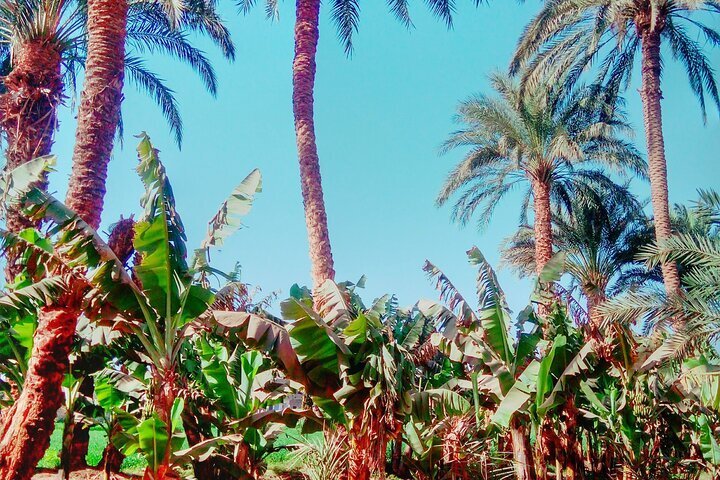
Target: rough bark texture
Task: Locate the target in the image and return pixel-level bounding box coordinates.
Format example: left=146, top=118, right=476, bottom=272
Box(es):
left=638, top=24, right=681, bottom=296
left=65, top=0, right=128, bottom=230
left=293, top=0, right=335, bottom=289
left=107, top=216, right=136, bottom=265
left=586, top=289, right=608, bottom=338
left=532, top=179, right=554, bottom=277
left=533, top=179, right=554, bottom=317
left=510, top=418, right=536, bottom=480
left=348, top=412, right=388, bottom=480
left=0, top=40, right=63, bottom=280
left=0, top=307, right=78, bottom=480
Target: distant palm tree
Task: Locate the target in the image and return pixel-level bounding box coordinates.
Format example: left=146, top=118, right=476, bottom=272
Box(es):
left=511, top=0, right=720, bottom=296
left=437, top=73, right=645, bottom=279
left=66, top=0, right=235, bottom=229
left=501, top=189, right=657, bottom=326
left=239, top=0, right=480, bottom=289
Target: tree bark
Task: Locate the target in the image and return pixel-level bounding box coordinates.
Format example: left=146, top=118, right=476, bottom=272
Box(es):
left=510, top=417, right=537, bottom=480
left=0, top=40, right=63, bottom=280
left=586, top=290, right=607, bottom=333
left=0, top=307, right=78, bottom=480
left=532, top=179, right=554, bottom=277
left=293, top=0, right=335, bottom=289
left=66, top=0, right=128, bottom=230
left=533, top=178, right=554, bottom=317
left=638, top=26, right=681, bottom=296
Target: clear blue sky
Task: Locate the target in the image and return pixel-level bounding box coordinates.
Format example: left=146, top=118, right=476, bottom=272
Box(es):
left=48, top=1, right=719, bottom=313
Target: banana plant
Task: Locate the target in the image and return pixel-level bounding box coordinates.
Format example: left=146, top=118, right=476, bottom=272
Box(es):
left=1, top=134, right=263, bottom=480
left=208, top=280, right=419, bottom=480
left=183, top=336, right=306, bottom=478
left=423, top=248, right=600, bottom=480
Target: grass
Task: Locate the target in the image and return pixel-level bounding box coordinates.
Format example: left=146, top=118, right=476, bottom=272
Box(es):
left=37, top=423, right=147, bottom=474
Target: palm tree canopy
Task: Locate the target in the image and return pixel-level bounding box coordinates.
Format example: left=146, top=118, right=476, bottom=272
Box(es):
left=501, top=187, right=658, bottom=298
left=511, top=0, right=720, bottom=120
left=237, top=0, right=485, bottom=54
left=436, top=72, right=646, bottom=229
left=599, top=190, right=720, bottom=359
left=0, top=0, right=235, bottom=146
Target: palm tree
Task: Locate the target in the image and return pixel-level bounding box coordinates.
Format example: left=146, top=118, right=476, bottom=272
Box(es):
left=601, top=190, right=720, bottom=360
left=65, top=0, right=234, bottom=230
left=239, top=0, right=478, bottom=289
left=0, top=0, right=232, bottom=234
left=0, top=0, right=81, bottom=234
left=501, top=188, right=657, bottom=326
left=510, top=0, right=720, bottom=297
left=437, top=73, right=645, bottom=280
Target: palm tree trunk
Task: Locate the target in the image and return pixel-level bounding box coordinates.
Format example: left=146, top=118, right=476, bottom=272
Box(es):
left=65, top=0, right=128, bottom=230
left=293, top=0, right=335, bottom=289
left=532, top=179, right=553, bottom=277
left=0, top=307, right=78, bottom=480
left=586, top=290, right=607, bottom=331
left=533, top=178, right=554, bottom=316
left=510, top=417, right=537, bottom=480
left=0, top=40, right=63, bottom=279
left=639, top=27, right=681, bottom=296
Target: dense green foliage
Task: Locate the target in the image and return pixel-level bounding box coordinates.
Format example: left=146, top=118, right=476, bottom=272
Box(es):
left=0, top=1, right=717, bottom=479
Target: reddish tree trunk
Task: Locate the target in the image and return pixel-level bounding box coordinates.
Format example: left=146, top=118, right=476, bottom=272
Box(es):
left=532, top=179, right=554, bottom=277
left=586, top=291, right=607, bottom=330
left=293, top=0, right=335, bottom=289
left=0, top=40, right=63, bottom=280
left=532, top=178, right=554, bottom=316
left=510, top=417, right=536, bottom=480
left=66, top=0, right=128, bottom=230
left=638, top=24, right=681, bottom=297
left=348, top=413, right=388, bottom=480
left=0, top=307, right=78, bottom=480
left=142, top=369, right=180, bottom=479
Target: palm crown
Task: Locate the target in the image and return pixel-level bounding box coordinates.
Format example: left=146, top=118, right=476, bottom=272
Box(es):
left=501, top=190, right=657, bottom=304
left=511, top=0, right=720, bottom=119
left=0, top=0, right=234, bottom=145
left=436, top=72, right=645, bottom=228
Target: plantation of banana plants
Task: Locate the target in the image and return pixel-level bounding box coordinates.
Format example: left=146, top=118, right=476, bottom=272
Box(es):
left=0, top=0, right=718, bottom=479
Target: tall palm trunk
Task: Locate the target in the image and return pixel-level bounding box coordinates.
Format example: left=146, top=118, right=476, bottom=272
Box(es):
left=0, top=40, right=63, bottom=279
left=293, top=0, right=335, bottom=289
left=0, top=307, right=78, bottom=480
left=532, top=179, right=553, bottom=277
left=510, top=417, right=537, bottom=480
left=533, top=178, right=554, bottom=317
left=63, top=2, right=127, bottom=468
left=65, top=0, right=128, bottom=230
left=638, top=24, right=681, bottom=296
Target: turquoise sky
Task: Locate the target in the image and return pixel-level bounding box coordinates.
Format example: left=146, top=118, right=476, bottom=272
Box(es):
left=48, top=1, right=719, bottom=313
